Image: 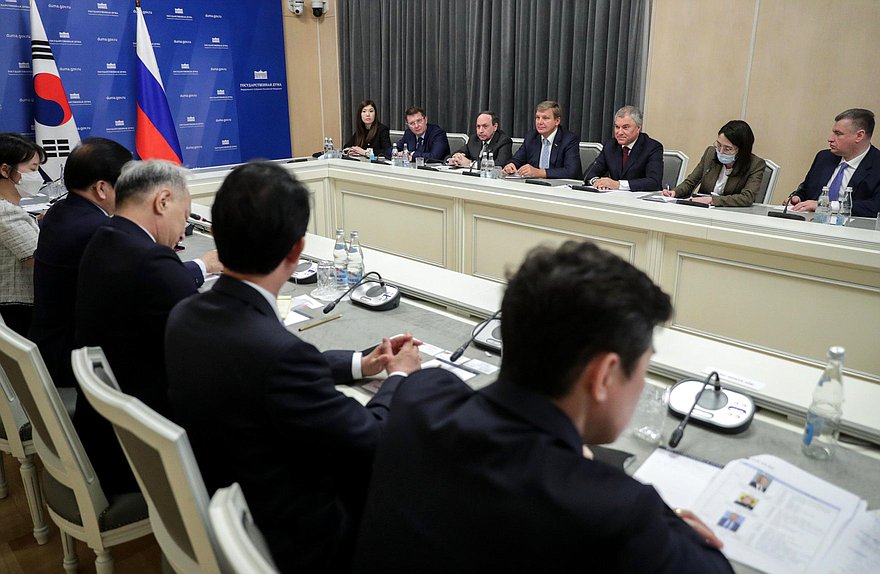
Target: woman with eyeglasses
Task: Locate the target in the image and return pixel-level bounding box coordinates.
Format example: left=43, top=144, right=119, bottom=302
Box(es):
left=343, top=99, right=392, bottom=158
left=0, top=133, right=46, bottom=335
left=662, top=120, right=765, bottom=206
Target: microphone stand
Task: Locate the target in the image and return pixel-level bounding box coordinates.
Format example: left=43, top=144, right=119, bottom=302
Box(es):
left=768, top=187, right=806, bottom=221
left=449, top=308, right=502, bottom=362
left=323, top=271, right=384, bottom=314
left=668, top=371, right=721, bottom=449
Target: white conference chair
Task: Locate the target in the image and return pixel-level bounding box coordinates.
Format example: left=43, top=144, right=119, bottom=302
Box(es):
left=0, top=322, right=151, bottom=574
left=579, top=141, right=603, bottom=174
left=510, top=137, right=524, bottom=156
left=209, top=483, right=279, bottom=574
left=389, top=129, right=405, bottom=147
left=72, top=346, right=223, bottom=574
left=755, top=159, right=781, bottom=204
left=445, top=132, right=469, bottom=154
left=662, top=150, right=689, bottom=188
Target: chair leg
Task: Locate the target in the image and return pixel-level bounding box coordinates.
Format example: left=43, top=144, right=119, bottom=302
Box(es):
left=94, top=549, right=114, bottom=574
left=61, top=531, right=79, bottom=574
left=0, top=451, right=8, bottom=498
left=18, top=454, right=49, bottom=544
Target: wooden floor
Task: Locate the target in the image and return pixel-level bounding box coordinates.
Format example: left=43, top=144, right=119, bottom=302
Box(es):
left=0, top=453, right=163, bottom=574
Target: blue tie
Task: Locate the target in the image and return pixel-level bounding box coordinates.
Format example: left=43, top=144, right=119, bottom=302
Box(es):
left=828, top=161, right=848, bottom=201
left=539, top=138, right=551, bottom=169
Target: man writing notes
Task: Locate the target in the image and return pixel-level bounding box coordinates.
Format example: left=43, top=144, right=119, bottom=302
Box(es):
left=395, top=106, right=450, bottom=161
left=74, top=160, right=220, bottom=495
left=353, top=241, right=732, bottom=573
left=503, top=100, right=581, bottom=180
left=584, top=105, right=664, bottom=191
left=447, top=111, right=513, bottom=168
left=789, top=108, right=880, bottom=217
left=165, top=161, right=421, bottom=573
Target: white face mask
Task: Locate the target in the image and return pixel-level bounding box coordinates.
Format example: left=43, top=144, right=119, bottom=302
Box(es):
left=15, top=170, right=44, bottom=197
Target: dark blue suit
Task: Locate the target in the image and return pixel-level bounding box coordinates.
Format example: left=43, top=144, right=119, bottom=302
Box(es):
left=166, top=276, right=405, bottom=573
left=73, top=215, right=204, bottom=495
left=510, top=125, right=582, bottom=179
left=353, top=370, right=733, bottom=573
left=30, top=193, right=110, bottom=389
left=794, top=146, right=880, bottom=217
left=584, top=132, right=665, bottom=191
left=395, top=123, right=450, bottom=160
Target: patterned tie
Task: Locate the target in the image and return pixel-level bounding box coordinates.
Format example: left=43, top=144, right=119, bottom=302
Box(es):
left=622, top=146, right=630, bottom=169
left=417, top=137, right=424, bottom=151
left=828, top=161, right=848, bottom=201
left=539, top=138, right=551, bottom=169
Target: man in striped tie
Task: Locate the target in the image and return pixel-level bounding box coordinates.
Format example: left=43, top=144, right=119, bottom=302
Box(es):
left=790, top=108, right=880, bottom=218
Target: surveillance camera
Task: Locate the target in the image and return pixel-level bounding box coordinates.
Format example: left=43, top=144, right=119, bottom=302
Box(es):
left=312, top=0, right=327, bottom=17
left=289, top=0, right=304, bottom=16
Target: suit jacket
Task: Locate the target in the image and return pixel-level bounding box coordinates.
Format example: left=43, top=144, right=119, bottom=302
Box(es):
left=343, top=122, right=392, bottom=158
left=673, top=146, right=766, bottom=207
left=395, top=123, right=450, bottom=160
left=451, top=129, right=514, bottom=167
left=584, top=132, right=664, bottom=191
left=794, top=146, right=880, bottom=217
left=29, top=193, right=110, bottom=389
left=73, top=215, right=203, bottom=495
left=353, top=371, right=733, bottom=573
left=509, top=125, right=582, bottom=179
left=166, top=275, right=405, bottom=573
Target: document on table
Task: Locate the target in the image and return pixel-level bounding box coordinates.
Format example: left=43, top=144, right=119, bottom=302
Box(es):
left=633, top=448, right=722, bottom=510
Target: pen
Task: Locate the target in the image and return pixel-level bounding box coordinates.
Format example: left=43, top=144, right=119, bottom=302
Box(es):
left=298, top=314, right=342, bottom=332
left=435, top=356, right=482, bottom=375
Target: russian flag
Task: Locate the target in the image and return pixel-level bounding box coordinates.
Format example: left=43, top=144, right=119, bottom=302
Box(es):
left=135, top=0, right=182, bottom=164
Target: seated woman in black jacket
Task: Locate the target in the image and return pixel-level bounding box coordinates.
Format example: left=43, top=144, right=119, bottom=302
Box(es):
left=344, top=99, right=392, bottom=158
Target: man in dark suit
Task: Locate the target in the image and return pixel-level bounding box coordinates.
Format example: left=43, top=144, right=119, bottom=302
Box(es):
left=584, top=105, right=664, bottom=191
left=446, top=111, right=513, bottom=168
left=353, top=241, right=732, bottom=573
left=395, top=106, right=450, bottom=160
left=790, top=108, right=880, bottom=217
left=73, top=159, right=220, bottom=495
left=165, top=161, right=422, bottom=573
left=29, top=138, right=132, bottom=389
left=503, top=100, right=582, bottom=179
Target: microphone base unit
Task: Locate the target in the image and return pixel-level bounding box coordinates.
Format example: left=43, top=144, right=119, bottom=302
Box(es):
left=472, top=318, right=502, bottom=354
left=289, top=260, right=318, bottom=284
left=667, top=378, right=755, bottom=434
left=350, top=281, right=401, bottom=311
left=767, top=211, right=806, bottom=221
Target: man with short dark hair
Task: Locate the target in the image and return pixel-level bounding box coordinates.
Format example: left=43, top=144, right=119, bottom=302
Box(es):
left=74, top=159, right=220, bottom=495
left=790, top=108, right=880, bottom=217
left=447, top=111, right=513, bottom=168
left=584, top=105, right=664, bottom=191
left=29, top=137, right=131, bottom=388
left=353, top=241, right=732, bottom=573
left=165, top=161, right=422, bottom=573
left=395, top=106, right=450, bottom=160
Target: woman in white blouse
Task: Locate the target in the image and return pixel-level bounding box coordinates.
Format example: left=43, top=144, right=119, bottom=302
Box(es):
left=0, top=133, right=45, bottom=335
left=662, top=120, right=766, bottom=207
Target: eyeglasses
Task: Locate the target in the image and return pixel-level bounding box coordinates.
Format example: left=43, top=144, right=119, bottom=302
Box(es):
left=714, top=141, right=738, bottom=154
left=407, top=117, right=426, bottom=127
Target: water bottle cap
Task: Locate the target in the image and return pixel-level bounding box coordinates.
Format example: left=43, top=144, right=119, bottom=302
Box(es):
left=828, top=346, right=845, bottom=359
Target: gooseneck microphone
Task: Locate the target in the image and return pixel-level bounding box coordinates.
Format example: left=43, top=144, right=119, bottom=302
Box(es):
left=323, top=271, right=384, bottom=314
left=767, top=186, right=807, bottom=221
left=449, top=309, right=502, bottom=362
left=668, top=371, right=722, bottom=449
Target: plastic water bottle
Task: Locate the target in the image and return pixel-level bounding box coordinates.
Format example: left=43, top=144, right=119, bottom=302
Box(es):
left=366, top=147, right=375, bottom=161
left=813, top=186, right=831, bottom=224
left=485, top=152, right=495, bottom=179
left=332, top=228, right=348, bottom=291
left=837, top=187, right=852, bottom=225
left=347, top=231, right=364, bottom=285
left=401, top=144, right=411, bottom=168
left=802, top=346, right=844, bottom=460
left=479, top=151, right=489, bottom=178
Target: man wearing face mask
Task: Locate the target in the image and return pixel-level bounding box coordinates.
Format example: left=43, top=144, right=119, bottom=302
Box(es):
left=73, top=159, right=220, bottom=495
left=0, top=133, right=46, bottom=335
left=662, top=120, right=766, bottom=206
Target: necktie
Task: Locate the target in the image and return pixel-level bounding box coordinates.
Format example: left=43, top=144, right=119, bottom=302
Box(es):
left=417, top=137, right=424, bottom=151
left=540, top=138, right=551, bottom=169
left=828, top=161, right=848, bottom=201
left=622, top=146, right=630, bottom=169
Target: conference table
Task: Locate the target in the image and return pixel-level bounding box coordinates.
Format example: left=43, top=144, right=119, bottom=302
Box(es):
left=182, top=219, right=878, bottom=574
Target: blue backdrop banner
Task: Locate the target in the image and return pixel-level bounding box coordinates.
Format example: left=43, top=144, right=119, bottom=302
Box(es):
left=0, top=0, right=291, bottom=168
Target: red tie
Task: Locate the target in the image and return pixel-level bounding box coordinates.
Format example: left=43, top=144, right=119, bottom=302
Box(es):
left=622, top=147, right=629, bottom=169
